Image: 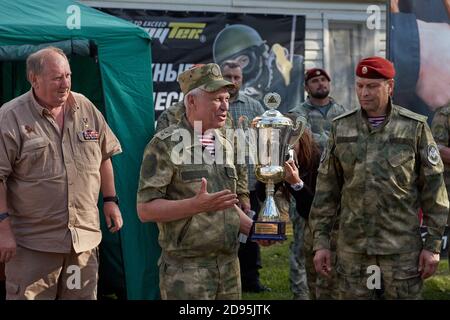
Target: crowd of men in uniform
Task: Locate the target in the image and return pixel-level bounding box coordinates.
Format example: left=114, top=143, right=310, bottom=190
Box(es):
left=0, top=46, right=448, bottom=300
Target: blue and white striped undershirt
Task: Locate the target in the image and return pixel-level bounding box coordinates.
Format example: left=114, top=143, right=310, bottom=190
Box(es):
left=198, top=133, right=215, bottom=157
left=367, top=115, right=386, bottom=128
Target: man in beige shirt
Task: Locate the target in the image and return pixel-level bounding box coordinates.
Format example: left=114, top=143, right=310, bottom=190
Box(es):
left=0, top=47, right=123, bottom=299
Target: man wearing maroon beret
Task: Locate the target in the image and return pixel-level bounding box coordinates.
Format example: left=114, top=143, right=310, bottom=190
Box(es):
left=290, top=68, right=349, bottom=151
left=309, top=56, right=449, bottom=299
left=289, top=67, right=349, bottom=300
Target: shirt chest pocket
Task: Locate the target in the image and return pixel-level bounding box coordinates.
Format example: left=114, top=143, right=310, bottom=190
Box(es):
left=334, top=136, right=358, bottom=176
left=22, top=137, right=48, bottom=154
left=17, top=137, right=52, bottom=179
left=176, top=165, right=210, bottom=197
left=387, top=148, right=416, bottom=188
left=74, top=131, right=102, bottom=172
left=179, top=165, right=209, bottom=182
left=222, top=164, right=238, bottom=192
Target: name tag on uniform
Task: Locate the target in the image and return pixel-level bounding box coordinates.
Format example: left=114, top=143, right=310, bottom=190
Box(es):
left=180, top=170, right=209, bottom=181
left=78, top=129, right=99, bottom=141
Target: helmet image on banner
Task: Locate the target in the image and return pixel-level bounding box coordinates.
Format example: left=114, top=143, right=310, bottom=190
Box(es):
left=213, top=24, right=304, bottom=114
left=213, top=24, right=265, bottom=64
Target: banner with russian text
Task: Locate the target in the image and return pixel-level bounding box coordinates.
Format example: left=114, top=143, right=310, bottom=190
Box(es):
left=99, top=9, right=306, bottom=119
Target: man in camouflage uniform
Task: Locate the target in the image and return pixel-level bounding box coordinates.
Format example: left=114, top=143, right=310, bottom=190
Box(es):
left=310, top=56, right=449, bottom=300
left=431, top=105, right=450, bottom=266
left=137, top=64, right=253, bottom=300
left=288, top=68, right=347, bottom=299
left=156, top=72, right=250, bottom=214
left=289, top=68, right=348, bottom=151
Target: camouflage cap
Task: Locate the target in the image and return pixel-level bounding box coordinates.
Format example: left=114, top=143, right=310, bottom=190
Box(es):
left=177, top=63, right=235, bottom=95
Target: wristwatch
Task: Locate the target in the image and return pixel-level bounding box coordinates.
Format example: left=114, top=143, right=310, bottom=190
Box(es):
left=290, top=180, right=304, bottom=191
left=0, top=212, right=10, bottom=222
left=103, top=196, right=119, bottom=205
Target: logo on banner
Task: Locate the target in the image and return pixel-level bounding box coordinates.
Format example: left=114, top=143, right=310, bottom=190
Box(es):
left=137, top=20, right=206, bottom=44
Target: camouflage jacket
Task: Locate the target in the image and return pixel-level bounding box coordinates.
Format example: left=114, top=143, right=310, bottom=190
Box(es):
left=289, top=97, right=349, bottom=152
left=156, top=101, right=249, bottom=205
left=431, top=105, right=450, bottom=201
left=137, top=115, right=240, bottom=258
left=155, top=101, right=187, bottom=133
left=310, top=103, right=449, bottom=255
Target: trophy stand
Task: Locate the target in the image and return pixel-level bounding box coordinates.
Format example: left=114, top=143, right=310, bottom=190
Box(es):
left=251, top=180, right=287, bottom=241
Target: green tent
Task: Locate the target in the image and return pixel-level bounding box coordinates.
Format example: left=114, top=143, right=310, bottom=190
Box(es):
left=0, top=0, right=160, bottom=299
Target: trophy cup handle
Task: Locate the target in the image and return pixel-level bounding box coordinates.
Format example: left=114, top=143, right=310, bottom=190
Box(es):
left=287, top=147, right=295, bottom=162
left=288, top=115, right=307, bottom=147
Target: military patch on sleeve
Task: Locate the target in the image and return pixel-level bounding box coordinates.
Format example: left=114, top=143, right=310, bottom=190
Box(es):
left=427, top=144, right=440, bottom=166
left=142, top=154, right=157, bottom=179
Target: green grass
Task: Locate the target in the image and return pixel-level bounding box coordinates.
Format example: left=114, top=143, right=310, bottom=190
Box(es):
left=243, top=238, right=293, bottom=300
left=243, top=230, right=450, bottom=300
left=243, top=223, right=293, bottom=300
left=423, top=261, right=450, bottom=299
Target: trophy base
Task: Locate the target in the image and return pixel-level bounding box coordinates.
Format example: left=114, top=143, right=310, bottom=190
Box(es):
left=249, top=221, right=287, bottom=241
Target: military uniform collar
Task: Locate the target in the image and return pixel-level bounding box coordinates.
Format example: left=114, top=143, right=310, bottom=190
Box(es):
left=359, top=98, right=394, bottom=133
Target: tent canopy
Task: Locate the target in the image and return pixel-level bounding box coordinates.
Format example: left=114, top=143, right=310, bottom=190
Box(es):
left=0, top=0, right=159, bottom=299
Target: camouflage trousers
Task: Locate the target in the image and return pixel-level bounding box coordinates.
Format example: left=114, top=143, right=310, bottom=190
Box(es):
left=289, top=213, right=309, bottom=300
left=159, top=253, right=241, bottom=300
left=303, top=221, right=339, bottom=300
left=336, top=250, right=422, bottom=300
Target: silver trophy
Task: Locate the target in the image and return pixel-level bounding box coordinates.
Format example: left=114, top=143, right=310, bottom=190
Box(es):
left=249, top=92, right=306, bottom=241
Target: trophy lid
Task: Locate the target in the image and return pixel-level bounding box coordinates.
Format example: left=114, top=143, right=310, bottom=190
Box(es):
left=252, top=92, right=293, bottom=128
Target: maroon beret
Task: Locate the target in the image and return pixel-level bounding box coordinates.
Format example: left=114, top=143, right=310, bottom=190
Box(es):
left=356, top=56, right=395, bottom=79
left=305, top=68, right=331, bottom=83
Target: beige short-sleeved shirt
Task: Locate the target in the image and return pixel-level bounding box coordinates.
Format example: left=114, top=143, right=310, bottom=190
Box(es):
left=0, top=90, right=122, bottom=253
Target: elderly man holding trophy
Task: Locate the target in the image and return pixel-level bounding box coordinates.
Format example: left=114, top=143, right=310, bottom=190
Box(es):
left=137, top=63, right=254, bottom=300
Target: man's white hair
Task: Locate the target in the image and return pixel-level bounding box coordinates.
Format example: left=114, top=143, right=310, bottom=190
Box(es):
left=183, top=87, right=204, bottom=110
left=26, top=46, right=69, bottom=82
